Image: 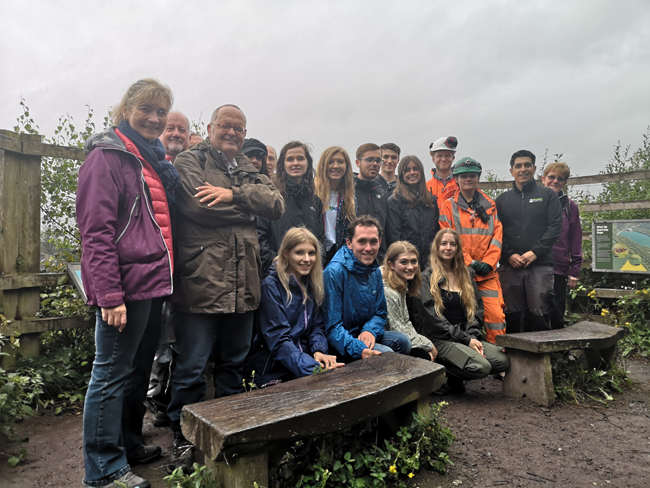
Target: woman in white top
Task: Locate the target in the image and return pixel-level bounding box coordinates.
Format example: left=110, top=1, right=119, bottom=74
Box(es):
left=382, top=241, right=438, bottom=361
left=315, top=146, right=356, bottom=265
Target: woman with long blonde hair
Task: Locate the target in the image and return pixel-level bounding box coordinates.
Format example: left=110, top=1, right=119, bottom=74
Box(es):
left=410, top=229, right=509, bottom=392
left=314, top=146, right=356, bottom=264
left=245, top=227, right=342, bottom=387
left=382, top=241, right=438, bottom=361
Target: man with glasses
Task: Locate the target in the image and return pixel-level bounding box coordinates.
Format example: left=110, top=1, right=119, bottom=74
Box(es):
left=167, top=104, right=284, bottom=474
left=378, top=143, right=400, bottom=196
left=355, top=143, right=388, bottom=262
left=426, top=136, right=459, bottom=209
left=495, top=150, right=562, bottom=334
left=439, top=158, right=507, bottom=344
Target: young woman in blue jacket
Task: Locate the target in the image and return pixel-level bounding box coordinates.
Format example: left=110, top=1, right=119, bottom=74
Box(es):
left=245, top=227, right=343, bottom=387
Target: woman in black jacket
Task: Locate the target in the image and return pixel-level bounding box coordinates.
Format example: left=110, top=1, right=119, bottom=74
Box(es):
left=407, top=229, right=510, bottom=392
left=258, top=141, right=325, bottom=273
left=386, top=156, right=439, bottom=269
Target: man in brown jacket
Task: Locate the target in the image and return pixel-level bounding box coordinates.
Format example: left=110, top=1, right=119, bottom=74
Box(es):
left=167, top=104, right=284, bottom=473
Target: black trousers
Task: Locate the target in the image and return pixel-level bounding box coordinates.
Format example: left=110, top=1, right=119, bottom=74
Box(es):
left=550, top=274, right=568, bottom=329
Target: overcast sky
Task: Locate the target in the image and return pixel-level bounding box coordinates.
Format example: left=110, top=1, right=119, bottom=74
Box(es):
left=2, top=0, right=649, bottom=180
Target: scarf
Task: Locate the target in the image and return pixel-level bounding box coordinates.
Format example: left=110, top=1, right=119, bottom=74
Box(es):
left=117, top=120, right=181, bottom=206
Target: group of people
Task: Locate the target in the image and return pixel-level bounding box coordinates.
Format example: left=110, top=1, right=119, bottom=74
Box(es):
left=76, top=79, right=583, bottom=488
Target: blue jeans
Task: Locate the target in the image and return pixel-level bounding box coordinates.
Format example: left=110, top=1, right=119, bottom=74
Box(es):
left=374, top=330, right=412, bottom=355
left=167, top=311, right=255, bottom=426
left=83, top=299, right=158, bottom=486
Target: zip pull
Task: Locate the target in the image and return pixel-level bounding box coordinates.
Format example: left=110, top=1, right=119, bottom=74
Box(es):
left=134, top=193, right=141, bottom=217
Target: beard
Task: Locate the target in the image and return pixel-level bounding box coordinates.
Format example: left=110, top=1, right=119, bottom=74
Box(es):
left=166, top=139, right=185, bottom=157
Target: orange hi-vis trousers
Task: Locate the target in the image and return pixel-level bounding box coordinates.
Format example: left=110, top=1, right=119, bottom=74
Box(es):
left=477, top=276, right=506, bottom=344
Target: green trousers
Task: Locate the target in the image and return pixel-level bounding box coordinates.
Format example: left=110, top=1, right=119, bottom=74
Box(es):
left=432, top=339, right=510, bottom=381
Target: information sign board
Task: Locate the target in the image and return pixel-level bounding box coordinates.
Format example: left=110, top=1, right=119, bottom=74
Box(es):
left=592, top=220, right=650, bottom=273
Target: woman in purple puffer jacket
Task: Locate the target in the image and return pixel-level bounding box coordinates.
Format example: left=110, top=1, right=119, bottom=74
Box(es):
left=77, top=78, right=178, bottom=488
left=542, top=162, right=583, bottom=329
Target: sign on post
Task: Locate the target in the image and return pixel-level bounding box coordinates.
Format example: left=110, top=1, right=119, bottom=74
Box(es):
left=593, top=220, right=650, bottom=273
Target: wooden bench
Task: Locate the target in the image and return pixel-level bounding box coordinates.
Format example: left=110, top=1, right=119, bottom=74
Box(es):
left=496, top=321, right=625, bottom=407
left=180, top=354, right=446, bottom=488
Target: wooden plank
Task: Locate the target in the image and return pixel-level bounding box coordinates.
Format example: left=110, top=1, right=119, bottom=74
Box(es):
left=579, top=200, right=650, bottom=212
left=0, top=132, right=23, bottom=153
left=496, top=321, right=624, bottom=354
left=21, top=140, right=85, bottom=161
left=181, top=354, right=445, bottom=461
left=0, top=273, right=66, bottom=290
left=574, top=288, right=636, bottom=298
left=479, top=170, right=650, bottom=191
left=5, top=315, right=94, bottom=334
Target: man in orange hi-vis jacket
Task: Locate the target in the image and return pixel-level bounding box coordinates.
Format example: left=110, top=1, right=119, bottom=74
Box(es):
left=439, top=157, right=507, bottom=344
left=426, top=136, right=459, bottom=208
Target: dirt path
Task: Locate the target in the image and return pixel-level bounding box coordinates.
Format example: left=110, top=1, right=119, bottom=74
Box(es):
left=1, top=360, right=649, bottom=488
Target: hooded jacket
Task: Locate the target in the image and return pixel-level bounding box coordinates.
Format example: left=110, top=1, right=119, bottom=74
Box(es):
left=258, top=178, right=325, bottom=272
left=495, top=180, right=563, bottom=266
left=407, top=267, right=484, bottom=346
left=323, top=246, right=387, bottom=359
left=376, top=174, right=397, bottom=196
left=439, top=189, right=502, bottom=281
left=354, top=176, right=388, bottom=260
left=77, top=128, right=173, bottom=307
left=244, top=267, right=328, bottom=386
left=386, top=190, right=440, bottom=269
left=553, top=192, right=583, bottom=278
left=173, top=141, right=284, bottom=314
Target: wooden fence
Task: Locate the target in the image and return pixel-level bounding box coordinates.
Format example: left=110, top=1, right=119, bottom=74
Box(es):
left=0, top=128, right=648, bottom=363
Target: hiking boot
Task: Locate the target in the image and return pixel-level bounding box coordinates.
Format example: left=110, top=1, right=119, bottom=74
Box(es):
left=167, top=431, right=195, bottom=474
left=447, top=374, right=466, bottom=393
left=127, top=443, right=162, bottom=465
left=152, top=409, right=171, bottom=427
left=85, top=470, right=151, bottom=488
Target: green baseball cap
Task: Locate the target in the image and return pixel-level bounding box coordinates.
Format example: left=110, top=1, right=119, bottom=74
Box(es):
left=452, top=157, right=482, bottom=176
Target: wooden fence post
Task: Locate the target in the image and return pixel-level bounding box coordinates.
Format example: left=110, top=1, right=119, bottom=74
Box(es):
left=0, top=130, right=44, bottom=367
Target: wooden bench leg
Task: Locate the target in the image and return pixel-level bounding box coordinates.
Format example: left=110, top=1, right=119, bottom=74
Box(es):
left=206, top=450, right=269, bottom=488
left=503, top=349, right=555, bottom=407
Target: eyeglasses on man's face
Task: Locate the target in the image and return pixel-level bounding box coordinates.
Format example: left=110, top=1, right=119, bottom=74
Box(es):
left=216, top=122, right=246, bottom=134
left=360, top=157, right=382, bottom=165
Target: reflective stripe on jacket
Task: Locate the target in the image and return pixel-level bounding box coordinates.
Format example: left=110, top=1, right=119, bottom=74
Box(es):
left=426, top=170, right=457, bottom=209
left=439, top=190, right=502, bottom=282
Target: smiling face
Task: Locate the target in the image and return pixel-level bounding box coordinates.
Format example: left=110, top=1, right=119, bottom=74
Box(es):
left=456, top=172, right=479, bottom=193
left=432, top=150, right=455, bottom=173
left=437, top=232, right=458, bottom=264
left=510, top=156, right=536, bottom=188
left=160, top=112, right=190, bottom=159
left=356, top=149, right=382, bottom=180
left=124, top=96, right=169, bottom=142
left=402, top=160, right=422, bottom=186
left=327, top=152, right=347, bottom=182
left=390, top=252, right=418, bottom=282
left=284, top=147, right=309, bottom=183
left=207, top=106, right=246, bottom=161
left=347, top=225, right=381, bottom=266
left=285, top=241, right=318, bottom=277
left=381, top=149, right=399, bottom=175
left=542, top=171, right=567, bottom=194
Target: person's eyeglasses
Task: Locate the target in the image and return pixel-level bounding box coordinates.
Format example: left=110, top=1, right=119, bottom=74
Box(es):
left=545, top=175, right=567, bottom=183
left=360, top=158, right=382, bottom=165
left=216, top=123, right=246, bottom=134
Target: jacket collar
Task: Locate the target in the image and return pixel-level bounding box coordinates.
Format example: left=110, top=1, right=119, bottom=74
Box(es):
left=354, top=175, right=381, bottom=193
left=84, top=127, right=127, bottom=156
left=332, top=245, right=378, bottom=275
left=512, top=179, right=538, bottom=194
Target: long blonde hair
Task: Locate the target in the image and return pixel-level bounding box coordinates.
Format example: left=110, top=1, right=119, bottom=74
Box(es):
left=314, top=146, right=356, bottom=222
left=274, top=227, right=324, bottom=306
left=382, top=241, right=421, bottom=297
left=428, top=229, right=477, bottom=323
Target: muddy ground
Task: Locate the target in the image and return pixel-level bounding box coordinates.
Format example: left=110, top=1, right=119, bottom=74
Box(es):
left=1, top=359, right=649, bottom=488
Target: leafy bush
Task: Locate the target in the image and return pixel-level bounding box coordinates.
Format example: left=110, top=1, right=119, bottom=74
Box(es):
left=272, top=402, right=454, bottom=488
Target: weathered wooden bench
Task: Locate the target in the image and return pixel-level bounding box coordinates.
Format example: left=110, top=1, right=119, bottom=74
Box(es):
left=180, top=354, right=445, bottom=488
left=496, top=321, right=625, bottom=407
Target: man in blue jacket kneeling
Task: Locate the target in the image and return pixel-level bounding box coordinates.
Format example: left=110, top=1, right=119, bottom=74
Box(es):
left=323, top=215, right=412, bottom=361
